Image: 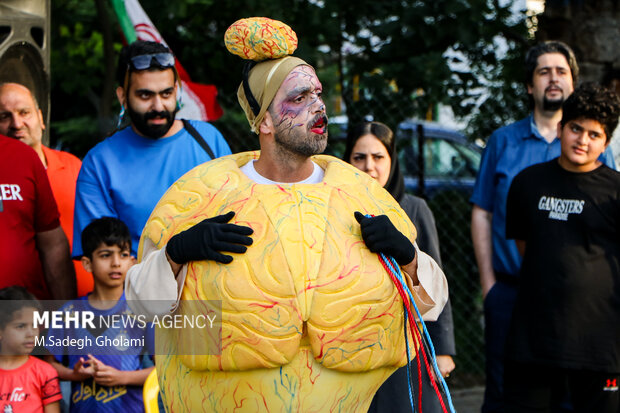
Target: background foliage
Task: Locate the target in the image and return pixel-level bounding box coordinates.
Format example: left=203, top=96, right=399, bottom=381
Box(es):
left=50, top=0, right=532, bottom=156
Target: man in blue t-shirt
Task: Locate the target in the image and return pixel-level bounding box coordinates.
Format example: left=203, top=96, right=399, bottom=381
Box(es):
left=470, top=41, right=615, bottom=413
left=73, top=40, right=232, bottom=258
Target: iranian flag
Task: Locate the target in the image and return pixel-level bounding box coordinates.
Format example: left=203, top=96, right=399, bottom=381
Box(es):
left=110, top=0, right=223, bottom=121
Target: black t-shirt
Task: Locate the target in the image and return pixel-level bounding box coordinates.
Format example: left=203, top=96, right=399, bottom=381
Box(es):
left=505, top=159, right=620, bottom=372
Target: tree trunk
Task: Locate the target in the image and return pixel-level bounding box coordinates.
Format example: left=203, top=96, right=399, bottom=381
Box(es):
left=95, top=0, right=117, bottom=138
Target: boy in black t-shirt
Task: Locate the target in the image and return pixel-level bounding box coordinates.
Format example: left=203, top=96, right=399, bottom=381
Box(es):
left=504, top=83, right=620, bottom=413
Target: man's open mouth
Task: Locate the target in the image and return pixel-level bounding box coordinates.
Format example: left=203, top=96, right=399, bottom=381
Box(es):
left=310, top=116, right=328, bottom=134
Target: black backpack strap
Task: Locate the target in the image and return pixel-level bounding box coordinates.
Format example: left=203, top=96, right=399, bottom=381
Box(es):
left=182, top=119, right=216, bottom=160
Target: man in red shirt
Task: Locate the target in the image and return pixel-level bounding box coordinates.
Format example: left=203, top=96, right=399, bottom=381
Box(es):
left=0, top=82, right=90, bottom=295
left=0, top=134, right=76, bottom=299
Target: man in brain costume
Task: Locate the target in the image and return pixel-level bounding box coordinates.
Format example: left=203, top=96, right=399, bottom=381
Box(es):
left=125, top=18, right=448, bottom=412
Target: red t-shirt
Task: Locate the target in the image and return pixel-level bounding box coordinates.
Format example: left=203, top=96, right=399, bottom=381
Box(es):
left=0, top=136, right=60, bottom=299
left=42, top=146, right=93, bottom=296
left=0, top=356, right=62, bottom=411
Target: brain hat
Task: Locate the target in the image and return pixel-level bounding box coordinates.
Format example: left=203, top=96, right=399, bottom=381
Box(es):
left=225, top=17, right=310, bottom=134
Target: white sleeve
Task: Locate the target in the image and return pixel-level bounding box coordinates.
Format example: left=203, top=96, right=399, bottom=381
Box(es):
left=125, top=238, right=188, bottom=320
left=405, top=244, right=449, bottom=322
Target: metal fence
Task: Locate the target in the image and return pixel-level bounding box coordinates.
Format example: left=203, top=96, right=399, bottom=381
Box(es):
left=211, top=91, right=486, bottom=390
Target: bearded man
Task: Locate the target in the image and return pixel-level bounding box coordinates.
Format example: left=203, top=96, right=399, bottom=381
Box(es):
left=126, top=18, right=448, bottom=412
left=72, top=40, right=231, bottom=258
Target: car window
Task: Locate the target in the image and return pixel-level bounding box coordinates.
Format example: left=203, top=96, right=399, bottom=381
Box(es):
left=398, top=137, right=480, bottom=179
left=398, top=139, right=420, bottom=176
left=424, top=139, right=480, bottom=178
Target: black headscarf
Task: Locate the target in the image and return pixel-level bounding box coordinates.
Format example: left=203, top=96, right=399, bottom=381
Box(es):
left=343, top=121, right=405, bottom=202
left=383, top=150, right=405, bottom=203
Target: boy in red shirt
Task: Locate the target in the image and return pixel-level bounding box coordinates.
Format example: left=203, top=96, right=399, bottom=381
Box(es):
left=0, top=286, right=62, bottom=412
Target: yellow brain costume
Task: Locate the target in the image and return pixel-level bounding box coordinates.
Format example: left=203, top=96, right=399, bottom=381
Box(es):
left=139, top=152, right=421, bottom=412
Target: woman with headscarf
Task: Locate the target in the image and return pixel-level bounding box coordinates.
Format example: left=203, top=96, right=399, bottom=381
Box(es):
left=344, top=121, right=456, bottom=413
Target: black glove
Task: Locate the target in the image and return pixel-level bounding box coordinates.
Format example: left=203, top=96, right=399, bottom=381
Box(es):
left=354, top=211, right=416, bottom=265
left=166, top=211, right=253, bottom=264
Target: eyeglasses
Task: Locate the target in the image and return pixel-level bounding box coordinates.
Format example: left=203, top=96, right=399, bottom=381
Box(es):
left=129, top=53, right=175, bottom=70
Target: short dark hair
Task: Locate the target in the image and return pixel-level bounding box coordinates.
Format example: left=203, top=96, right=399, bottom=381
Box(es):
left=343, top=121, right=395, bottom=162
left=560, top=82, right=620, bottom=141
left=0, top=286, right=41, bottom=330
left=524, top=41, right=579, bottom=86
left=81, top=217, right=132, bottom=259
left=115, top=40, right=173, bottom=86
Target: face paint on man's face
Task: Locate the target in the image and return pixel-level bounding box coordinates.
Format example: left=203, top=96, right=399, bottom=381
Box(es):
left=269, top=65, right=328, bottom=156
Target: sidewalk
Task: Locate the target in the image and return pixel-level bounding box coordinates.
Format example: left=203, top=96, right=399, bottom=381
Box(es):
left=450, top=386, right=484, bottom=413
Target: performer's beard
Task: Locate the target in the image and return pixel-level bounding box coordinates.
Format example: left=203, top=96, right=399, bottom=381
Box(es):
left=273, top=114, right=328, bottom=157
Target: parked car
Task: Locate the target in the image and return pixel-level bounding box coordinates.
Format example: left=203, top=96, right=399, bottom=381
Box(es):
left=326, top=119, right=482, bottom=199
left=395, top=120, right=482, bottom=198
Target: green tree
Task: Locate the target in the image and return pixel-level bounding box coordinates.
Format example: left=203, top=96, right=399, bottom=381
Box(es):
left=316, top=0, right=531, bottom=139
left=50, top=0, right=532, bottom=155
left=134, top=0, right=533, bottom=143
left=50, top=0, right=120, bottom=156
